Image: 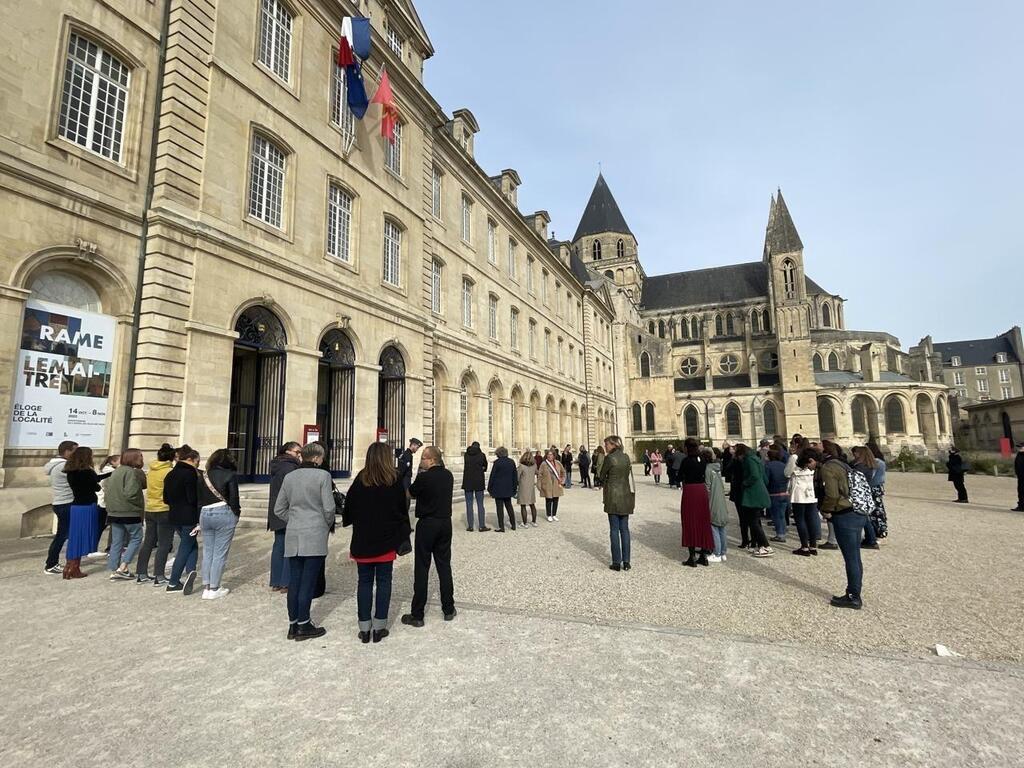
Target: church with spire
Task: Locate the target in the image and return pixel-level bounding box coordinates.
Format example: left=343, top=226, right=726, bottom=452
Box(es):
left=561, top=175, right=952, bottom=455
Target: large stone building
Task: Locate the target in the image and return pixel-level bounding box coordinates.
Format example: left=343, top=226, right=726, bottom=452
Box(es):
left=931, top=328, right=1023, bottom=405
left=0, top=0, right=953, bottom=536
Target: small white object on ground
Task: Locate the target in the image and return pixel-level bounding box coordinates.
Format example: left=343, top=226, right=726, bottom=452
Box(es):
left=934, top=644, right=964, bottom=658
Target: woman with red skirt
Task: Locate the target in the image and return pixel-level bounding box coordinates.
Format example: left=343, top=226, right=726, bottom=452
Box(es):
left=679, top=438, right=714, bottom=567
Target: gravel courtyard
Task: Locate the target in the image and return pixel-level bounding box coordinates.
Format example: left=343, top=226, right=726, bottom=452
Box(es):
left=0, top=469, right=1021, bottom=767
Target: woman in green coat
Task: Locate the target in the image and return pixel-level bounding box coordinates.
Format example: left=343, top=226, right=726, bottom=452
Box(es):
left=735, top=443, right=773, bottom=557
left=598, top=436, right=633, bottom=571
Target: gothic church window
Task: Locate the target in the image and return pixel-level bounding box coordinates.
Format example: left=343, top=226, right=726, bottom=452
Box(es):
left=640, top=351, right=651, bottom=378
left=631, top=403, right=643, bottom=433
left=782, top=259, right=796, bottom=299
left=762, top=402, right=778, bottom=436
left=592, top=240, right=602, bottom=260
left=751, top=310, right=760, bottom=333
left=648, top=321, right=655, bottom=335
left=760, top=351, right=779, bottom=370
left=684, top=405, right=699, bottom=437
left=817, top=398, right=836, bottom=436
left=645, top=403, right=656, bottom=433
left=828, top=351, right=840, bottom=371
left=812, top=353, right=824, bottom=372
left=617, top=239, right=625, bottom=258
left=691, top=317, right=700, bottom=339
left=658, top=320, right=665, bottom=339
left=725, top=403, right=741, bottom=437
left=822, top=303, right=832, bottom=328
left=884, top=396, right=906, bottom=433
left=714, top=314, right=724, bottom=336
left=762, top=309, right=771, bottom=332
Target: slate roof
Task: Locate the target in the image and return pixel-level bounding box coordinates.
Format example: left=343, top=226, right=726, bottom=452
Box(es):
left=548, top=238, right=597, bottom=286
left=763, top=190, right=803, bottom=257
left=572, top=173, right=633, bottom=241
left=932, top=335, right=1020, bottom=366
left=815, top=371, right=915, bottom=385
left=641, top=262, right=830, bottom=311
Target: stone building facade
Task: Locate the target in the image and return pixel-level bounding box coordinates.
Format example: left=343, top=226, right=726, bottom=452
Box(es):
left=0, top=0, right=954, bottom=537
left=931, top=328, right=1023, bottom=405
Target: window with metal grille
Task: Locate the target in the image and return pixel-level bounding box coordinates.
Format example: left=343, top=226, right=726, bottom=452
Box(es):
left=462, top=278, right=473, bottom=327
left=384, top=121, right=403, bottom=174
left=461, top=194, right=472, bottom=242
left=248, top=134, right=286, bottom=227
left=330, top=61, right=356, bottom=148
left=488, top=294, right=498, bottom=340
left=326, top=184, right=352, bottom=261
left=430, top=259, right=442, bottom=314
left=58, top=33, right=130, bottom=163
left=510, top=308, right=519, bottom=349
left=383, top=219, right=401, bottom=286
left=258, top=0, right=292, bottom=82
left=431, top=166, right=442, bottom=218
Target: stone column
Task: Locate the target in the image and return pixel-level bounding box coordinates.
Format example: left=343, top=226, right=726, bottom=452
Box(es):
left=181, top=321, right=237, bottom=459
left=0, top=283, right=30, bottom=486
left=352, top=362, right=381, bottom=467
left=283, top=345, right=320, bottom=444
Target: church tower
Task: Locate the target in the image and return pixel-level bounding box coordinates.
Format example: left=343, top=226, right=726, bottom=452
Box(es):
left=763, top=191, right=819, bottom=437
left=571, top=174, right=645, bottom=302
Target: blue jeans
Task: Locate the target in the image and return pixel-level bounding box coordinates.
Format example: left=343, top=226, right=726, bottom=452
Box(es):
left=270, top=529, right=290, bottom=588
left=608, top=514, right=631, bottom=564
left=711, top=524, right=728, bottom=557
left=200, top=503, right=237, bottom=589
left=564, top=466, right=572, bottom=488
left=169, top=524, right=199, bottom=586
left=792, top=503, right=821, bottom=548
left=108, top=521, right=143, bottom=571
left=769, top=495, right=788, bottom=538
left=464, top=490, right=485, bottom=529
left=287, top=555, right=326, bottom=623
left=45, top=504, right=71, bottom=568
left=861, top=514, right=877, bottom=545
left=831, top=512, right=864, bottom=599
left=356, top=561, right=394, bottom=631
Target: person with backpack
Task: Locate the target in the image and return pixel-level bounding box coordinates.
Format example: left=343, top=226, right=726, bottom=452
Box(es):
left=851, top=446, right=881, bottom=549
left=817, top=440, right=864, bottom=610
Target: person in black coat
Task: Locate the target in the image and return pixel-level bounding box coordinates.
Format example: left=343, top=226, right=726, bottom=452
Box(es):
left=487, top=447, right=519, bottom=532
left=1014, top=443, right=1024, bottom=512
left=577, top=445, right=592, bottom=489
left=164, top=445, right=201, bottom=594
left=722, top=445, right=749, bottom=548
left=342, top=442, right=412, bottom=643
left=946, top=447, right=968, bottom=503
left=402, top=446, right=456, bottom=627
left=397, top=438, right=422, bottom=491
left=461, top=441, right=489, bottom=532
left=267, top=442, right=301, bottom=591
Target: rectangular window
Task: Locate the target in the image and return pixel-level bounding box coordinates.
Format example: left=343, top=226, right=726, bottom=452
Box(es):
left=248, top=134, right=286, bottom=228
left=542, top=270, right=549, bottom=304
left=526, top=256, right=535, bottom=293
left=507, top=239, right=517, bottom=278
left=330, top=61, right=356, bottom=147
left=431, top=166, right=442, bottom=218
left=528, top=320, right=536, bottom=358
left=568, top=344, right=575, bottom=379
left=430, top=259, right=442, bottom=314
left=998, top=369, right=1010, bottom=383
left=1002, top=385, right=1013, bottom=399
left=975, top=367, right=987, bottom=376
left=383, top=219, right=401, bottom=286
left=326, top=184, right=352, bottom=262
left=461, top=194, right=472, bottom=242
left=384, top=121, right=403, bottom=175
left=488, top=295, right=498, bottom=340
left=977, top=379, right=989, bottom=393
left=386, top=23, right=404, bottom=57
left=555, top=282, right=562, bottom=316
left=258, top=0, right=293, bottom=82
left=59, top=33, right=131, bottom=164
left=510, top=308, right=519, bottom=350
left=950, top=356, right=961, bottom=367
left=544, top=330, right=551, bottom=367
left=557, top=338, right=564, bottom=373
left=462, top=278, right=473, bottom=327
left=487, top=220, right=496, bottom=263
left=953, top=371, right=964, bottom=386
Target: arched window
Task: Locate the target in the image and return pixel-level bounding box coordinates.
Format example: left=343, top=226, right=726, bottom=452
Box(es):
left=592, top=240, right=602, bottom=260
left=691, top=317, right=700, bottom=339
left=725, top=403, right=741, bottom=437
left=714, top=314, right=724, bottom=336
left=29, top=271, right=101, bottom=312
left=852, top=397, right=868, bottom=434
left=631, top=403, right=643, bottom=433
left=725, top=313, right=735, bottom=335
left=782, top=259, right=796, bottom=298
left=459, top=381, right=469, bottom=446
left=813, top=353, right=824, bottom=372
left=648, top=321, right=655, bottom=335
left=684, top=405, right=699, bottom=437
left=817, top=398, right=836, bottom=435
left=937, top=398, right=947, bottom=434
left=617, top=239, right=625, bottom=258
left=750, top=310, right=760, bottom=333
left=762, top=309, right=771, bottom=332
left=640, top=351, right=651, bottom=378
left=658, top=320, right=666, bottom=338
left=645, top=402, right=656, bottom=433
left=828, top=351, right=840, bottom=371
left=762, top=402, right=778, bottom=436
left=680, top=317, right=690, bottom=339
left=884, top=396, right=906, bottom=433
left=822, top=303, right=832, bottom=328
left=604, top=270, right=614, bottom=281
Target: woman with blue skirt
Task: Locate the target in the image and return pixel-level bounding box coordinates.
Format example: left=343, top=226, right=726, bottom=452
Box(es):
left=64, top=446, right=108, bottom=579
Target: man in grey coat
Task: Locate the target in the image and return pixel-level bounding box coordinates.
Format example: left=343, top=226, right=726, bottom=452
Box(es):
left=274, top=442, right=335, bottom=641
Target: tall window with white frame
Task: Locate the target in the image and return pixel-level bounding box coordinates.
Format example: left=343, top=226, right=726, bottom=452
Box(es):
left=385, top=21, right=404, bottom=57
left=488, top=294, right=498, bottom=340
left=459, top=384, right=468, bottom=447
left=1002, top=385, right=1013, bottom=399
left=526, top=256, right=535, bottom=293
left=58, top=33, right=130, bottom=163
left=330, top=61, right=356, bottom=147
left=326, top=184, right=352, bottom=262
left=462, top=278, right=473, bottom=328
left=510, top=308, right=519, bottom=350
left=248, top=134, right=286, bottom=228
left=430, top=258, right=443, bottom=315
left=557, top=338, right=564, bottom=373
left=541, top=270, right=548, bottom=304
left=487, top=220, right=496, bottom=264
left=461, top=194, right=472, bottom=243
left=487, top=394, right=494, bottom=447
left=382, top=219, right=401, bottom=286
left=528, top=320, right=536, bottom=358
left=257, top=0, right=293, bottom=82
left=384, top=121, right=403, bottom=175
left=544, top=330, right=551, bottom=367
left=507, top=239, right=517, bottom=279
left=431, top=166, right=442, bottom=218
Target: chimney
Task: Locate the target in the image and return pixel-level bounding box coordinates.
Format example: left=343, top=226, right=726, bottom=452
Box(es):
left=528, top=210, right=550, bottom=240
left=860, top=343, right=882, bottom=382
left=449, top=108, right=480, bottom=158
left=499, top=168, right=521, bottom=207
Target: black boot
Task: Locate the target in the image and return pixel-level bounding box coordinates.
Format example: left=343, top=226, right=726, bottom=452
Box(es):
left=372, top=629, right=389, bottom=643
left=358, top=630, right=371, bottom=644
left=697, top=552, right=709, bottom=566
left=295, top=622, right=327, bottom=641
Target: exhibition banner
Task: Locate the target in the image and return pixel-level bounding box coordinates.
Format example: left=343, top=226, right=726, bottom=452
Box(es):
left=9, top=299, right=116, bottom=448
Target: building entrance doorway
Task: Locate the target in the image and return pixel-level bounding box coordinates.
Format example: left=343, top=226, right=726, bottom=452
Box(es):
left=317, top=329, right=355, bottom=478
left=377, top=345, right=406, bottom=455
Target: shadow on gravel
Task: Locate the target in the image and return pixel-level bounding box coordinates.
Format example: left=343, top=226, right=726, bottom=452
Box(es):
left=560, top=529, right=613, bottom=567
left=634, top=519, right=685, bottom=563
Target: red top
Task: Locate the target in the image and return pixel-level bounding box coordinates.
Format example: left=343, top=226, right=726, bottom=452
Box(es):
left=351, top=550, right=397, bottom=564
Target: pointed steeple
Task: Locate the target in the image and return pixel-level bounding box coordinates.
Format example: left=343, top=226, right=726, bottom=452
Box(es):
left=764, top=188, right=803, bottom=257
left=572, top=173, right=633, bottom=242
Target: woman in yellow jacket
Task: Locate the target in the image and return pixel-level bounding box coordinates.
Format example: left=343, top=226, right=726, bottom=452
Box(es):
left=136, top=443, right=176, bottom=585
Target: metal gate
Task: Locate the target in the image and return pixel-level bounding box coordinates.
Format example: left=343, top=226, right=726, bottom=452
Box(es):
left=318, top=330, right=355, bottom=478
left=228, top=307, right=287, bottom=482
left=377, top=345, right=406, bottom=454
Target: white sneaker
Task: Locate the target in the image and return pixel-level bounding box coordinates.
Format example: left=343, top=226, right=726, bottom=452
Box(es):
left=209, top=587, right=230, bottom=599
left=547, top=516, right=553, bottom=522
left=553, top=515, right=560, bottom=522
left=86, top=551, right=106, bottom=559
left=706, top=554, right=721, bottom=563
left=201, top=589, right=214, bottom=600
left=720, top=554, right=727, bottom=562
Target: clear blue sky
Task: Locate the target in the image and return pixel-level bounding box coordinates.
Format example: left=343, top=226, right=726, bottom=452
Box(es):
left=416, top=0, right=1022, bottom=348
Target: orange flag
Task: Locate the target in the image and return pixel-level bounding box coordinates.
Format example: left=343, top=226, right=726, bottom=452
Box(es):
left=370, top=68, right=399, bottom=143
